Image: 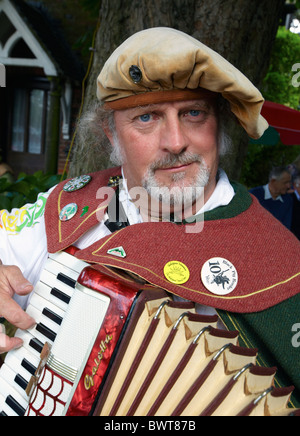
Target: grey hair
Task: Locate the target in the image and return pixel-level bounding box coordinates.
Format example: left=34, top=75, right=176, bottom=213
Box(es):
left=269, top=166, right=291, bottom=182
left=76, top=95, right=233, bottom=166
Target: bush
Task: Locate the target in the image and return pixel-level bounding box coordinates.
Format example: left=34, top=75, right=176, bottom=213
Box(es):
left=0, top=171, right=63, bottom=211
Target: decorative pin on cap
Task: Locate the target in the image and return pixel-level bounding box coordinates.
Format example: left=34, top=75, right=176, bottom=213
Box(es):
left=129, top=65, right=142, bottom=84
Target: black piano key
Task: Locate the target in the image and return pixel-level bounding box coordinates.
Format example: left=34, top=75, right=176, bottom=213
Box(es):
left=50, top=287, right=71, bottom=304
left=56, top=273, right=76, bottom=289
left=22, top=358, right=36, bottom=376
left=14, top=374, right=28, bottom=391
left=6, top=395, right=26, bottom=416
left=29, top=337, right=43, bottom=354
left=0, top=411, right=8, bottom=416
left=42, top=308, right=63, bottom=326
left=36, top=323, right=56, bottom=342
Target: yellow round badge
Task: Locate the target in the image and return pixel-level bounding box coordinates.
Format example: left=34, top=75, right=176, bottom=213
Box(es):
left=164, top=261, right=190, bottom=285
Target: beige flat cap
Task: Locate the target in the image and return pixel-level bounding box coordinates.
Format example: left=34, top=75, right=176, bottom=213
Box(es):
left=97, top=27, right=268, bottom=139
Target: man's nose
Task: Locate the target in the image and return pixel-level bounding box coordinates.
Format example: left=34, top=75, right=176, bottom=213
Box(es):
left=159, top=117, right=188, bottom=155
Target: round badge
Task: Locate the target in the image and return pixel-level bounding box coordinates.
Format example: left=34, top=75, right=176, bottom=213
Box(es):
left=129, top=65, right=142, bottom=83
left=164, top=261, right=190, bottom=285
left=59, top=203, right=78, bottom=222
left=63, top=175, right=92, bottom=193
left=201, top=258, right=238, bottom=296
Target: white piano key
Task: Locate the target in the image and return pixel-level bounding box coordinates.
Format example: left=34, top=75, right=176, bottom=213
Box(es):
left=4, top=350, right=36, bottom=391
left=34, top=281, right=70, bottom=312
left=0, top=377, right=28, bottom=416
left=26, top=305, right=59, bottom=345
left=0, top=392, right=18, bottom=416
left=14, top=329, right=44, bottom=359
left=43, top=260, right=81, bottom=284
left=5, top=344, right=40, bottom=377
left=29, top=293, right=65, bottom=326
left=40, top=269, right=75, bottom=298
left=0, top=364, right=29, bottom=401
left=48, top=252, right=88, bottom=274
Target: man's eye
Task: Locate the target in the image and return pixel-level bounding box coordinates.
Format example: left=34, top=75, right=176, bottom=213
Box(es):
left=139, top=114, right=152, bottom=122
left=189, top=110, right=201, bottom=117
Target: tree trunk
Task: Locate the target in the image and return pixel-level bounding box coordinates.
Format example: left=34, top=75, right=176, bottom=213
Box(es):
left=68, top=0, right=285, bottom=180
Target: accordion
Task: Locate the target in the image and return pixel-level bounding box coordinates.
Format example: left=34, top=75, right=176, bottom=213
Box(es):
left=0, top=252, right=299, bottom=417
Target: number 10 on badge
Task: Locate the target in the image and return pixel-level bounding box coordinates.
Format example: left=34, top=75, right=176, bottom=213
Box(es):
left=201, top=257, right=238, bottom=296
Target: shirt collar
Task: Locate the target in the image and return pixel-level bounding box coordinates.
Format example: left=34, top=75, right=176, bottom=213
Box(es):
left=263, top=184, right=284, bottom=203
left=120, top=167, right=235, bottom=222
left=196, top=169, right=235, bottom=214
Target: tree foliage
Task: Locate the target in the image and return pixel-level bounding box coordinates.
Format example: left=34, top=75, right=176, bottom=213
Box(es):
left=0, top=172, right=61, bottom=211
left=262, top=26, right=300, bottom=110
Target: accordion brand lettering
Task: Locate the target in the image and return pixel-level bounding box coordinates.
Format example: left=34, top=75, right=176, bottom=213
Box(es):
left=84, top=334, right=113, bottom=390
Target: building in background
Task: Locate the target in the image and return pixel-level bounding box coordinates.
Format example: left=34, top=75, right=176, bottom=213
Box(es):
left=0, top=0, right=96, bottom=176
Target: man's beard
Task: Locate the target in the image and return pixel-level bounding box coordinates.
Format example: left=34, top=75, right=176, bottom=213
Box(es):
left=142, top=152, right=210, bottom=208
left=110, top=134, right=210, bottom=209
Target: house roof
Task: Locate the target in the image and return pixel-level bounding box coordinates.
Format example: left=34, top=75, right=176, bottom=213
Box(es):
left=10, top=0, right=85, bottom=81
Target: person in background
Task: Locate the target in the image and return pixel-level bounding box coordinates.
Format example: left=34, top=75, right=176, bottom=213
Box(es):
left=291, top=173, right=300, bottom=240
left=250, top=166, right=293, bottom=230
left=288, top=155, right=300, bottom=179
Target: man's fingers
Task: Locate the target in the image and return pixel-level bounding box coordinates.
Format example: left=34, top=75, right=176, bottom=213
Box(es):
left=0, top=295, right=35, bottom=330
left=0, top=265, right=33, bottom=296
left=0, top=331, right=23, bottom=354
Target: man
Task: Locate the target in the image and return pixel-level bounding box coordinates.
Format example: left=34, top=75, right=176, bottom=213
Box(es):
left=291, top=173, right=300, bottom=239
left=0, top=28, right=299, bottom=410
left=250, top=166, right=293, bottom=229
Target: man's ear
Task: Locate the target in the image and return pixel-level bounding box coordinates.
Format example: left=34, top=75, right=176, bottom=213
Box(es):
left=102, top=124, right=114, bottom=143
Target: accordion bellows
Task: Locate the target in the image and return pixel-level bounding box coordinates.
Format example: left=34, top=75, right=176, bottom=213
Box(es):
left=95, top=295, right=296, bottom=417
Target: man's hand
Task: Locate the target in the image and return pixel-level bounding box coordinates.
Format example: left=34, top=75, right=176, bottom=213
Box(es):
left=0, top=261, right=35, bottom=354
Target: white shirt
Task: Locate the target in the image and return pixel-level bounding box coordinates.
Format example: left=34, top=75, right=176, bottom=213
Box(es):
left=0, top=169, right=234, bottom=311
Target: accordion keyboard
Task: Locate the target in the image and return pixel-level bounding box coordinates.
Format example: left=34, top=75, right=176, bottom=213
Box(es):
left=0, top=252, right=89, bottom=416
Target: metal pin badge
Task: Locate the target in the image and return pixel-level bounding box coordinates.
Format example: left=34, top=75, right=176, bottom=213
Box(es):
left=164, top=261, right=190, bottom=285
left=201, top=257, right=238, bottom=296
left=129, top=65, right=142, bottom=84
left=107, top=246, right=127, bottom=259
left=59, top=203, right=78, bottom=222
left=63, top=175, right=92, bottom=193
